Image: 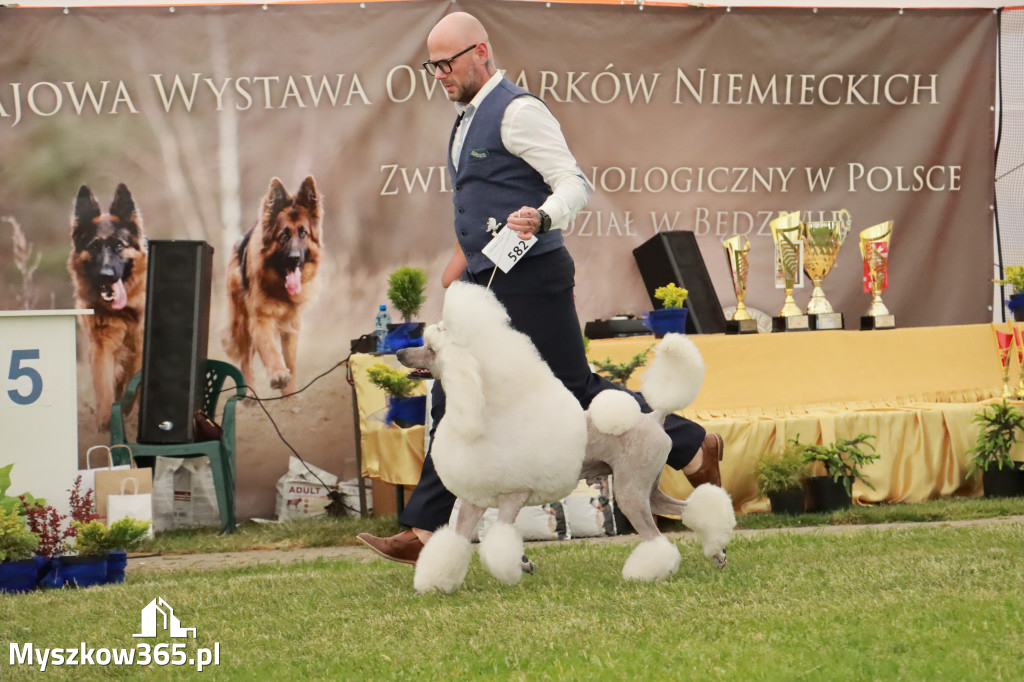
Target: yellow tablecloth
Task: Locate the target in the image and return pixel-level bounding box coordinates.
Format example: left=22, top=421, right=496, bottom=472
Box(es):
left=352, top=325, right=1013, bottom=513
left=591, top=324, right=1008, bottom=511
left=350, top=353, right=428, bottom=486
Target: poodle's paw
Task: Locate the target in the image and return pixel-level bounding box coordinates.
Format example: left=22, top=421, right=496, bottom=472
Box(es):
left=521, top=554, right=536, bottom=575
left=681, top=484, right=736, bottom=563
left=622, top=535, right=681, bottom=582
left=413, top=526, right=473, bottom=595
left=479, top=522, right=524, bottom=585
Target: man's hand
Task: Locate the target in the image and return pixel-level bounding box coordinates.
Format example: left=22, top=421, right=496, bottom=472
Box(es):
left=506, top=206, right=544, bottom=240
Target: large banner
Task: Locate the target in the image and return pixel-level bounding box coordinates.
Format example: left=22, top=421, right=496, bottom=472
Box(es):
left=0, top=1, right=995, bottom=514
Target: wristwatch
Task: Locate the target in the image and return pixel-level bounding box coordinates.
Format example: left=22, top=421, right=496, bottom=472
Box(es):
left=536, top=210, right=552, bottom=234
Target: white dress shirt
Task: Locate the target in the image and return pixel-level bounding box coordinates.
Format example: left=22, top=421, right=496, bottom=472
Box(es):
left=452, top=71, right=590, bottom=231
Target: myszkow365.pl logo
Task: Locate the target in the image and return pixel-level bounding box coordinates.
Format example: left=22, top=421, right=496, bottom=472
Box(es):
left=8, top=596, right=221, bottom=673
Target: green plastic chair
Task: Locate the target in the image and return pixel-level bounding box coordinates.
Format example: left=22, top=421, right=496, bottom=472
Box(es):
left=109, top=359, right=246, bottom=534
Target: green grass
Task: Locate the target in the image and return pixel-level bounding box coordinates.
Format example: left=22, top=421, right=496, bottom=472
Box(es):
left=2, top=523, right=1022, bottom=680
left=135, top=496, right=1024, bottom=556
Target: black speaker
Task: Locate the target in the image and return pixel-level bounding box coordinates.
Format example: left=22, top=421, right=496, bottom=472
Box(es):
left=632, top=231, right=727, bottom=334
left=138, top=240, right=214, bottom=444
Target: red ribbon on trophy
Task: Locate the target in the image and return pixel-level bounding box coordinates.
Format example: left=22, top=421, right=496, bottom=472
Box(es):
left=861, top=241, right=889, bottom=294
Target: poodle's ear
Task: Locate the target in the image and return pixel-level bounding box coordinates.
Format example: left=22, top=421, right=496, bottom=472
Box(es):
left=436, top=343, right=484, bottom=442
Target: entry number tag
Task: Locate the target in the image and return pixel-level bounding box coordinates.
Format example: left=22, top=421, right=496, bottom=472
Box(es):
left=481, top=228, right=537, bottom=273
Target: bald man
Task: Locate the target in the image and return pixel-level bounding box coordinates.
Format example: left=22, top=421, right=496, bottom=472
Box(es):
left=358, top=12, right=722, bottom=566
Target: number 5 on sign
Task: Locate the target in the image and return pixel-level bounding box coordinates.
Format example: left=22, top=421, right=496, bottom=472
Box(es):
left=7, top=349, right=43, bottom=405
left=481, top=227, right=537, bottom=273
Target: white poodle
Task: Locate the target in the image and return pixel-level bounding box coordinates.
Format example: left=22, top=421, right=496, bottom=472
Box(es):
left=396, top=282, right=735, bottom=594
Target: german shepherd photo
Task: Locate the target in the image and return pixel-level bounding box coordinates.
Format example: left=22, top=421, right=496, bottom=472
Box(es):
left=68, top=184, right=148, bottom=431
left=224, top=176, right=323, bottom=395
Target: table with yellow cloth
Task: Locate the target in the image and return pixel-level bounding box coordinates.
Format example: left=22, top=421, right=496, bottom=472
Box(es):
left=351, top=325, right=1011, bottom=515
left=593, top=323, right=1009, bottom=512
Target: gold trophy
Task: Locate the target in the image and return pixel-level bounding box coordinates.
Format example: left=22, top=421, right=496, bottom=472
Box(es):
left=770, top=210, right=810, bottom=332
left=992, top=323, right=1015, bottom=399
left=801, top=209, right=852, bottom=330
left=859, top=220, right=895, bottom=330
left=722, top=235, right=757, bottom=334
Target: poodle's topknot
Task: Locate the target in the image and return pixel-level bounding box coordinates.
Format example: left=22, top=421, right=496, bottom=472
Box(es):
left=442, top=282, right=511, bottom=343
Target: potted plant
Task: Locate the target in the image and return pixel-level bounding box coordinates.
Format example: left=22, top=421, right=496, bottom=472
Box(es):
left=384, top=266, right=428, bottom=350
left=644, top=282, right=689, bottom=337
left=965, top=400, right=1024, bottom=498
left=801, top=433, right=879, bottom=512
left=995, top=265, right=1024, bottom=321
left=72, top=517, right=152, bottom=584
left=0, top=507, right=43, bottom=593
left=366, top=362, right=426, bottom=427
left=752, top=438, right=810, bottom=514
left=591, top=344, right=654, bottom=387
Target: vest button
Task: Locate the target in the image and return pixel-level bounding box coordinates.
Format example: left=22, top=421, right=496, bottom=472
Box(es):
left=461, top=231, right=468, bottom=237
left=455, top=185, right=462, bottom=192
left=457, top=207, right=465, bottom=214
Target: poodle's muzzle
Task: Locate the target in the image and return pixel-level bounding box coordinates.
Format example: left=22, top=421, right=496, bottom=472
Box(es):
left=396, top=345, right=436, bottom=372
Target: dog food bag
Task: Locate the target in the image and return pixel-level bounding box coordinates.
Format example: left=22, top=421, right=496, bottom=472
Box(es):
left=275, top=456, right=354, bottom=521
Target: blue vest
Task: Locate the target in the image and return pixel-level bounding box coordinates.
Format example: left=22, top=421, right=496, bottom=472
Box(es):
left=448, top=79, right=565, bottom=274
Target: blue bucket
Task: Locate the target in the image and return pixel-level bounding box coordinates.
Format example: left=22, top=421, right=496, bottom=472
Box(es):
left=386, top=395, right=427, bottom=427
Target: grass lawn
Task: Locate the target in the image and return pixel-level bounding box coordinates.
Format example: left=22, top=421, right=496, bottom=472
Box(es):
left=1, top=498, right=1023, bottom=680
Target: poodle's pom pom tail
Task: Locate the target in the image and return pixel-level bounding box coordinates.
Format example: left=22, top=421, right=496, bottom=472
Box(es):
left=681, top=484, right=736, bottom=568
left=589, top=389, right=642, bottom=436
left=641, top=333, right=705, bottom=413
left=414, top=526, right=473, bottom=594
left=622, top=535, right=681, bottom=582
left=478, top=521, right=525, bottom=585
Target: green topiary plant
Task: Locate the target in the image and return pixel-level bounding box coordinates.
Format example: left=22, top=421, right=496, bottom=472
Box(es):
left=591, top=344, right=654, bottom=386
left=801, top=433, right=879, bottom=496
left=71, top=517, right=151, bottom=557
left=366, top=362, right=422, bottom=399
left=654, top=282, right=689, bottom=308
left=753, top=438, right=810, bottom=496
left=387, top=266, right=428, bottom=322
left=0, top=507, right=39, bottom=563
left=965, top=399, right=1024, bottom=478
left=994, top=265, right=1024, bottom=295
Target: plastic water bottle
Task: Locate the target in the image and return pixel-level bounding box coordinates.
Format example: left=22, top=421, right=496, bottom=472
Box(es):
left=374, top=304, right=391, bottom=353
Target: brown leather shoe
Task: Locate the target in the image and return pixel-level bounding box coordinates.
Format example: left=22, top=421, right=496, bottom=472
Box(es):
left=686, top=433, right=724, bottom=488
left=357, top=531, right=424, bottom=565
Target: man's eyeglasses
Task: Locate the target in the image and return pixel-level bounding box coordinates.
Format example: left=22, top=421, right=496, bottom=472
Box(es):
left=422, top=44, right=478, bottom=76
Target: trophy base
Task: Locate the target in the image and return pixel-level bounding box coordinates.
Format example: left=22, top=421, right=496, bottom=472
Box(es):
left=860, top=314, right=896, bottom=330
left=810, top=312, right=844, bottom=331
left=772, top=315, right=811, bottom=332
left=726, top=319, right=759, bottom=335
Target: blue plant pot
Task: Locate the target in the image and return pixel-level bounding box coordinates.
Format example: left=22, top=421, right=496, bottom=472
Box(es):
left=40, top=554, right=110, bottom=589
left=0, top=555, right=48, bottom=594
left=1007, top=294, right=1024, bottom=322
left=643, top=307, right=689, bottom=338
left=106, top=550, right=128, bottom=584
left=386, top=395, right=427, bottom=427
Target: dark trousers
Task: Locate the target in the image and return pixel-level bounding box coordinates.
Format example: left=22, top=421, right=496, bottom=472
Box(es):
left=399, top=248, right=706, bottom=531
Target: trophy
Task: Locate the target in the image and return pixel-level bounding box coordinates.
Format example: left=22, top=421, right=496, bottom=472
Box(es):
left=722, top=235, right=757, bottom=334
left=801, top=209, right=852, bottom=331
left=992, top=323, right=1015, bottom=399
left=859, top=220, right=895, bottom=330
left=770, top=210, right=810, bottom=332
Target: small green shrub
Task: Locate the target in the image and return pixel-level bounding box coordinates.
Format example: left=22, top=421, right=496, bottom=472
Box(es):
left=802, top=433, right=880, bottom=496
left=72, top=517, right=151, bottom=556
left=0, top=507, right=38, bottom=562
left=387, top=267, right=428, bottom=321
left=654, top=282, right=688, bottom=308
left=366, top=362, right=422, bottom=399
left=591, top=345, right=653, bottom=386
left=753, top=439, right=810, bottom=496
left=995, top=265, right=1024, bottom=294
left=966, top=400, right=1024, bottom=478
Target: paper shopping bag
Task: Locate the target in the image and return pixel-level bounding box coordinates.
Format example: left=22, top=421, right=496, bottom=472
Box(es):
left=77, top=445, right=132, bottom=495
left=106, top=477, right=154, bottom=538
left=95, top=455, right=153, bottom=523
